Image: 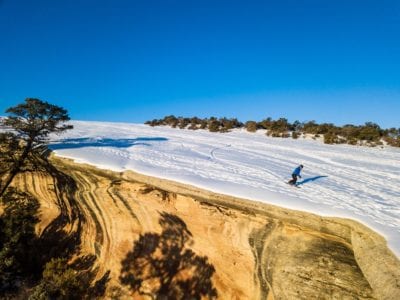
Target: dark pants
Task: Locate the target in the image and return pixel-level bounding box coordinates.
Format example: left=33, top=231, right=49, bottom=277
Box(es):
left=288, top=174, right=298, bottom=185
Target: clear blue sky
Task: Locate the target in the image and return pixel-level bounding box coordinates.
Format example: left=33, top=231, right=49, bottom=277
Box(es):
left=0, top=0, right=399, bottom=127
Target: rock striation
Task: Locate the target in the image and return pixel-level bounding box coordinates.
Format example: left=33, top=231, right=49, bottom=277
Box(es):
left=7, top=156, right=400, bottom=299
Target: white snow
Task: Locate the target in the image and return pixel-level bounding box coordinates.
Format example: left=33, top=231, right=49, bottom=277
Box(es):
left=49, top=121, right=400, bottom=257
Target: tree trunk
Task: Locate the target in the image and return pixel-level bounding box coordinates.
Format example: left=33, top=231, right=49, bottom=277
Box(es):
left=0, top=140, right=32, bottom=197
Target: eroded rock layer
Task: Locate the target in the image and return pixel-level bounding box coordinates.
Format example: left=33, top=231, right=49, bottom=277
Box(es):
left=8, top=156, right=400, bottom=299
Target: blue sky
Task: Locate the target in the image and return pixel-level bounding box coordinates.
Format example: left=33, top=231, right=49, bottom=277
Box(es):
left=0, top=0, right=399, bottom=127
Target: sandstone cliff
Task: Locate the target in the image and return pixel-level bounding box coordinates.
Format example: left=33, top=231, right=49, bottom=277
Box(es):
left=7, top=156, right=400, bottom=299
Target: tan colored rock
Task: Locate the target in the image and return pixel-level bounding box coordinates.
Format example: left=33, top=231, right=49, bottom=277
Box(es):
left=4, top=156, right=399, bottom=299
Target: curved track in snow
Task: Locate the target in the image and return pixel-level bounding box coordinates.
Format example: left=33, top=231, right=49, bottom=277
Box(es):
left=50, top=121, right=400, bottom=256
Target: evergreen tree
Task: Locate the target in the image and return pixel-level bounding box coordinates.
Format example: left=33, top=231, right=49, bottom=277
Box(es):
left=0, top=98, right=73, bottom=197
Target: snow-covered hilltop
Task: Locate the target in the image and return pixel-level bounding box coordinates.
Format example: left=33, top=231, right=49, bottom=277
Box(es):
left=50, top=120, right=400, bottom=256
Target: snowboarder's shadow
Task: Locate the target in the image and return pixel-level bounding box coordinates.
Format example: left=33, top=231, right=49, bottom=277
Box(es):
left=296, top=175, right=328, bottom=186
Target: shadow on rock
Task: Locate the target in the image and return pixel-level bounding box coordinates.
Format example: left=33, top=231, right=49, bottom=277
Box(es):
left=70, top=255, right=111, bottom=298
left=31, top=155, right=84, bottom=263
left=120, top=212, right=218, bottom=299
left=0, top=149, right=110, bottom=297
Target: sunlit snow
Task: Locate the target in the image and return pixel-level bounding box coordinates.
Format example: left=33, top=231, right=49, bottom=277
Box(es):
left=50, top=121, right=400, bottom=256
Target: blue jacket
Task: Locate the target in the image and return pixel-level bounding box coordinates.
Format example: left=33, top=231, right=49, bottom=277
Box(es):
left=292, top=166, right=302, bottom=176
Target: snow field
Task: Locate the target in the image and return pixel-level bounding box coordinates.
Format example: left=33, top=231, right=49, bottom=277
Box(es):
left=50, top=121, right=400, bottom=256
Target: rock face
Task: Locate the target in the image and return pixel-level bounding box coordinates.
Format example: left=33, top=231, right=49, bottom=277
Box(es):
left=8, top=156, right=400, bottom=299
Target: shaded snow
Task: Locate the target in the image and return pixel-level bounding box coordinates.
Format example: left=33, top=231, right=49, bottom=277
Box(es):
left=50, top=121, right=400, bottom=256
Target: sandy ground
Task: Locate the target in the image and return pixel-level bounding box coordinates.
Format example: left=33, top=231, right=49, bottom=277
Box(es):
left=6, top=156, right=400, bottom=299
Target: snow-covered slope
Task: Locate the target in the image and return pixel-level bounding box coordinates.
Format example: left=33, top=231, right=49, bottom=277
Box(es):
left=50, top=121, right=400, bottom=256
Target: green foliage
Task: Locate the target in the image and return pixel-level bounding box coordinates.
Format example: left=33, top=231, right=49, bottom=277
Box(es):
left=199, top=120, right=208, bottom=129
left=0, top=188, right=107, bottom=298
left=145, top=116, right=400, bottom=147
left=271, top=118, right=289, bottom=132
left=219, top=117, right=242, bottom=132
left=302, top=121, right=319, bottom=134
left=1, top=99, right=73, bottom=197
left=384, top=136, right=400, bottom=147
left=177, top=117, right=190, bottom=129
left=188, top=123, right=199, bottom=130
left=358, top=122, right=382, bottom=141
left=267, top=118, right=289, bottom=137
left=208, top=119, right=220, bottom=132
left=188, top=117, right=202, bottom=130
left=29, top=258, right=83, bottom=300
left=291, top=120, right=303, bottom=131
left=258, top=117, right=272, bottom=130
left=381, top=128, right=397, bottom=146
left=323, top=132, right=338, bottom=144
left=145, top=119, right=158, bottom=127
left=146, top=116, right=242, bottom=133
left=245, top=121, right=257, bottom=132
left=0, top=139, right=108, bottom=298
left=0, top=189, right=40, bottom=292
left=3, top=98, right=73, bottom=144
left=0, top=133, right=21, bottom=176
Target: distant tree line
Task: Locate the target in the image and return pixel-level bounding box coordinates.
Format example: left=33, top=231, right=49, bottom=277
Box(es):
left=146, top=116, right=400, bottom=147
left=146, top=116, right=243, bottom=132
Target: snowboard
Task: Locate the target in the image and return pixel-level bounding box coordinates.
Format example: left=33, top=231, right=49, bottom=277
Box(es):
left=286, top=182, right=300, bottom=188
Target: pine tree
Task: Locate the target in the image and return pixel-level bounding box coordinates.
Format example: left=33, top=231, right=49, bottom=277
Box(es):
left=0, top=98, right=73, bottom=197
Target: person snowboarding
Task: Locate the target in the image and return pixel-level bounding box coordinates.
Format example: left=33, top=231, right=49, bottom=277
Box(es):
left=288, top=164, right=303, bottom=186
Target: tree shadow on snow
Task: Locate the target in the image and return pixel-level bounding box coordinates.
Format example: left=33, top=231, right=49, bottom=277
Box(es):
left=49, top=137, right=168, bottom=150
left=296, top=176, right=328, bottom=186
